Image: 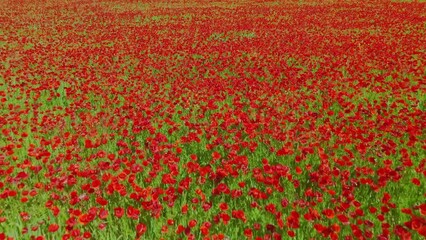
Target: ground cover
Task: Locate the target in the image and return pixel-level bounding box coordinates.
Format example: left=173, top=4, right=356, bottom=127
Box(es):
left=0, top=0, right=425, bottom=239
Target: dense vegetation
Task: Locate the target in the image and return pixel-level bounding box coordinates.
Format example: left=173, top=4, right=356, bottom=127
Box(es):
left=0, top=0, right=425, bottom=239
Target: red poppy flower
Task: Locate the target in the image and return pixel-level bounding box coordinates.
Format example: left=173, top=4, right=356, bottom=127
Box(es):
left=48, top=224, right=59, bottom=232
left=114, top=207, right=124, bottom=218
left=127, top=206, right=140, bottom=220
left=136, top=223, right=147, bottom=236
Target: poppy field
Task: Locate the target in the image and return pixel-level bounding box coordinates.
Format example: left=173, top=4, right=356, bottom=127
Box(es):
left=0, top=0, right=425, bottom=239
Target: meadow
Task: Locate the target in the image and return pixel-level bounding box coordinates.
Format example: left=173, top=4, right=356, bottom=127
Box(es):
left=0, top=0, right=425, bottom=239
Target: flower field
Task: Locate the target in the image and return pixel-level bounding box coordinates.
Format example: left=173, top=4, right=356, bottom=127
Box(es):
left=0, top=0, right=425, bottom=239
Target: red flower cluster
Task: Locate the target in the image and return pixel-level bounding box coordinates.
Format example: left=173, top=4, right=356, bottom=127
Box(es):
left=0, top=0, right=425, bottom=239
